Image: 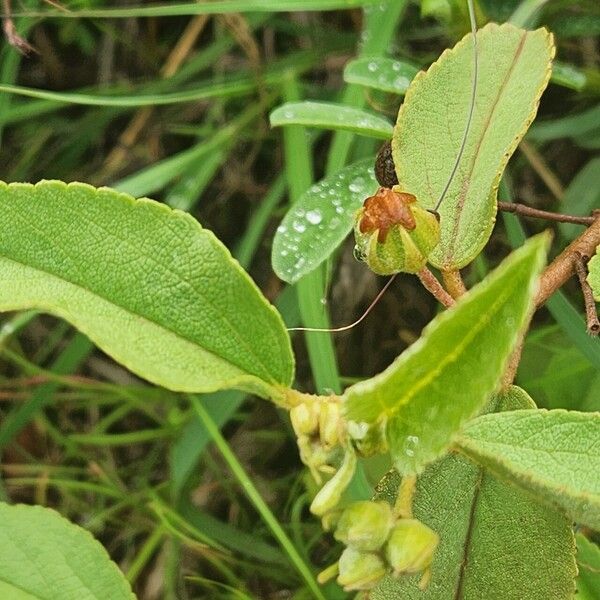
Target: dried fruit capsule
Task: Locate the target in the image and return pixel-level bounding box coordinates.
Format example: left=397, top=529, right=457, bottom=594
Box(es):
left=354, top=186, right=440, bottom=275
left=375, top=141, right=399, bottom=188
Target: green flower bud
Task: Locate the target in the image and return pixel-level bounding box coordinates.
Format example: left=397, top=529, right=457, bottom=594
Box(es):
left=290, top=402, right=319, bottom=437
left=337, top=547, right=387, bottom=591
left=334, top=501, right=394, bottom=551
left=385, top=519, right=439, bottom=576
left=354, top=187, right=440, bottom=275
left=319, top=401, right=341, bottom=448
left=310, top=447, right=357, bottom=518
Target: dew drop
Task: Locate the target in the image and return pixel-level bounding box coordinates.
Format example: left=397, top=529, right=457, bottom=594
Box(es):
left=349, top=177, right=365, bottom=193
left=292, top=220, right=306, bottom=233
left=368, top=61, right=378, bottom=72
left=306, top=209, right=322, bottom=225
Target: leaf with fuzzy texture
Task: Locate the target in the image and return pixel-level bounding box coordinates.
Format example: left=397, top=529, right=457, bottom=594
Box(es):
left=457, top=409, right=600, bottom=529
left=587, top=246, right=600, bottom=301
left=370, top=387, right=576, bottom=600
left=0, top=181, right=293, bottom=398
left=393, top=23, right=554, bottom=270
left=0, top=502, right=135, bottom=599
left=344, top=235, right=547, bottom=475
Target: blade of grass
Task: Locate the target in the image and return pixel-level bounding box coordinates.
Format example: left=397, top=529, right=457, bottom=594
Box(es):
left=190, top=396, right=326, bottom=600
left=326, top=0, right=408, bottom=173
left=282, top=75, right=340, bottom=395
left=13, top=1, right=388, bottom=19
left=0, top=332, right=93, bottom=451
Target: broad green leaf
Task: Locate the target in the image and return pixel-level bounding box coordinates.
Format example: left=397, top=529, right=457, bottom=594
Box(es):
left=343, top=58, right=418, bottom=95
left=587, top=247, right=600, bottom=301
left=0, top=182, right=293, bottom=397
left=576, top=534, right=600, bottom=600
left=270, top=102, right=393, bottom=139
left=343, top=234, right=547, bottom=475
left=272, top=158, right=377, bottom=283
left=0, top=502, right=134, bottom=599
left=371, top=389, right=576, bottom=600
left=393, top=23, right=554, bottom=270
left=456, top=409, right=600, bottom=529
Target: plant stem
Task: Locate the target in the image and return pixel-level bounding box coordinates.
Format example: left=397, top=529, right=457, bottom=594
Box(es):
left=417, top=268, right=455, bottom=307
left=573, top=252, right=600, bottom=336
left=442, top=269, right=467, bottom=299
left=190, top=396, right=326, bottom=600
left=394, top=474, right=417, bottom=519
left=536, top=214, right=600, bottom=307
left=498, top=201, right=595, bottom=226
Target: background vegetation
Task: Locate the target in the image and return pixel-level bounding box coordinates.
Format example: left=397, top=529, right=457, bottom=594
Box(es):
left=0, top=1, right=598, bottom=598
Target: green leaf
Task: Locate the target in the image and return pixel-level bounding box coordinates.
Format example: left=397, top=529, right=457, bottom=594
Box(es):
left=0, top=181, right=293, bottom=397
left=270, top=102, right=393, bottom=139
left=392, top=23, right=554, bottom=270
left=587, top=246, right=600, bottom=301
left=371, top=389, right=576, bottom=600
left=456, top=409, right=600, bottom=529
left=576, top=534, right=600, bottom=600
left=272, top=158, right=378, bottom=284
left=0, top=502, right=135, bottom=599
left=343, top=58, right=418, bottom=95
left=343, top=234, right=548, bottom=475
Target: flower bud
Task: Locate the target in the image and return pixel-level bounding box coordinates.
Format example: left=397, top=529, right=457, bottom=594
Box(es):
left=334, top=501, right=394, bottom=551
left=337, top=547, right=387, bottom=591
left=354, top=187, right=440, bottom=275
left=310, top=447, right=357, bottom=518
left=290, top=402, right=319, bottom=437
left=319, top=401, right=341, bottom=448
left=385, top=519, right=439, bottom=576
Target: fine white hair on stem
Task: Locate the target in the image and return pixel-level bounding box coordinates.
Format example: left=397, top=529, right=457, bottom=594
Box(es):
left=434, top=0, right=479, bottom=211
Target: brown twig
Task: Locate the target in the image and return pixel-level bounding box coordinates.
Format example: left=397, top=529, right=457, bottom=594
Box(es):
left=498, top=201, right=596, bottom=226
left=573, top=252, right=600, bottom=336
left=2, top=0, right=35, bottom=55
left=442, top=269, right=467, bottom=299
left=535, top=215, right=600, bottom=307
left=417, top=268, right=455, bottom=307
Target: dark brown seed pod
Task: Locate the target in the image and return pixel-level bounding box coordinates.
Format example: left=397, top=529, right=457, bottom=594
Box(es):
left=374, top=141, right=399, bottom=188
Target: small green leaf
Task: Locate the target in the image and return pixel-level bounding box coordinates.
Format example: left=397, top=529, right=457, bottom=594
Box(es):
left=370, top=388, right=576, bottom=600
left=344, top=234, right=548, bottom=475
left=576, top=534, right=600, bottom=600
left=272, top=158, right=378, bottom=284
left=343, top=58, right=418, bottom=95
left=0, top=502, right=135, bottom=599
left=457, top=409, right=600, bottom=529
left=270, top=102, right=393, bottom=139
left=587, top=246, right=600, bottom=301
left=393, top=23, right=554, bottom=270
left=0, top=181, right=293, bottom=397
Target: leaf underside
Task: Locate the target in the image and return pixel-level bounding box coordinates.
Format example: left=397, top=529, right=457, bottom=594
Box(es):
left=343, top=234, right=547, bottom=475
left=0, top=502, right=134, bottom=599
left=0, top=181, right=293, bottom=396
left=371, top=388, right=576, bottom=600
left=393, top=22, right=554, bottom=270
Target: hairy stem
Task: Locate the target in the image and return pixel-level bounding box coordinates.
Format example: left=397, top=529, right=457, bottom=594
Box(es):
left=442, top=269, right=467, bottom=299
left=417, top=268, right=455, bottom=307
left=535, top=214, right=600, bottom=307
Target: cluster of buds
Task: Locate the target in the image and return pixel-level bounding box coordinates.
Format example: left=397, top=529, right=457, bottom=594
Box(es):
left=353, top=186, right=440, bottom=275
left=326, top=500, right=439, bottom=592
